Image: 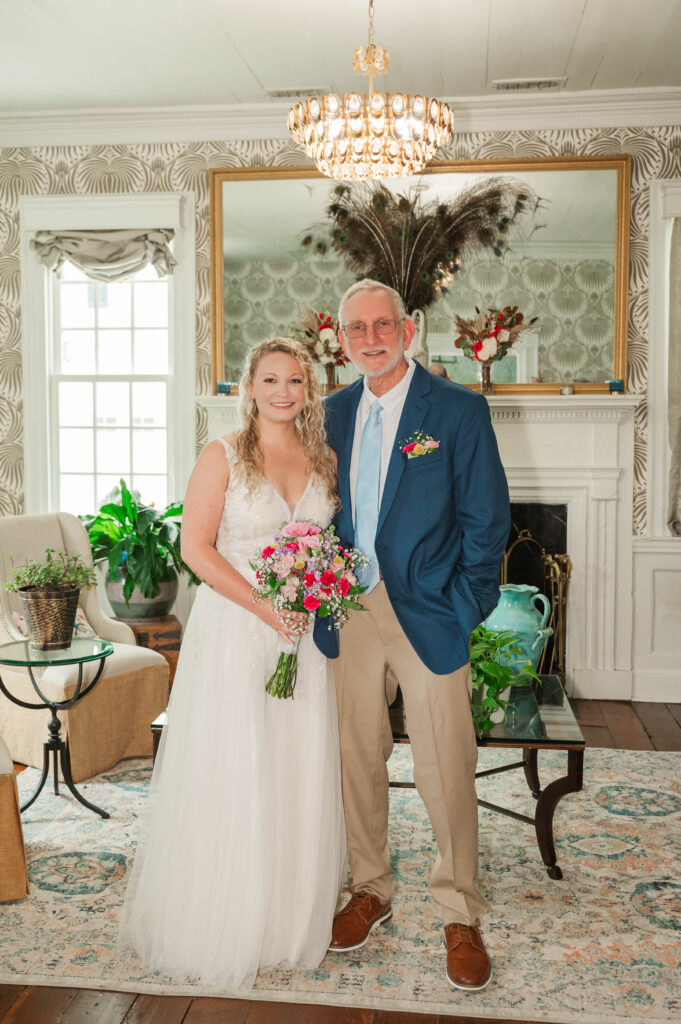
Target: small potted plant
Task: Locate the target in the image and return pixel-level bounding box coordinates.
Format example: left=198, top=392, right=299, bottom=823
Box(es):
left=81, top=480, right=198, bottom=620
left=4, top=548, right=97, bottom=650
left=470, top=625, right=540, bottom=736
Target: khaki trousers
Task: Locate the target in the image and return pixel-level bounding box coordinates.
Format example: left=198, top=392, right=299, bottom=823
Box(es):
left=334, top=582, right=486, bottom=926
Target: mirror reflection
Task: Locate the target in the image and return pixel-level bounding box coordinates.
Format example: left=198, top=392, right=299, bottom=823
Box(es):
left=212, top=158, right=629, bottom=393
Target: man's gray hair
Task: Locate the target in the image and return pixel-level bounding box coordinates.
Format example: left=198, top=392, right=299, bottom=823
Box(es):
left=338, top=279, right=407, bottom=326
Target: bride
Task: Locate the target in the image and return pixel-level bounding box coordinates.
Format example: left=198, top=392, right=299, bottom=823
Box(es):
left=120, top=337, right=346, bottom=988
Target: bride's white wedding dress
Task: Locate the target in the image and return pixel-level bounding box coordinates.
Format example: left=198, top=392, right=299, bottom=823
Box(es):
left=120, top=439, right=346, bottom=989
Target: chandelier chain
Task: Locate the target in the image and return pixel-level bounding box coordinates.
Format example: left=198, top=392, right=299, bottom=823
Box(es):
left=368, top=0, right=374, bottom=47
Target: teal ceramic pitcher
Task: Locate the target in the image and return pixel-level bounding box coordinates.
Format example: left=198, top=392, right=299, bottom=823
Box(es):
left=484, top=584, right=553, bottom=674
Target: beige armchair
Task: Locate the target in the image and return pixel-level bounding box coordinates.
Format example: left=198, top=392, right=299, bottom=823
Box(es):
left=0, top=513, right=169, bottom=782
left=0, top=735, right=28, bottom=901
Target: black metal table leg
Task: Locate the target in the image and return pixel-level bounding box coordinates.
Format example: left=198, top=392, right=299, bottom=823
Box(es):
left=19, top=744, right=50, bottom=813
left=59, top=744, right=109, bottom=819
left=534, top=748, right=584, bottom=879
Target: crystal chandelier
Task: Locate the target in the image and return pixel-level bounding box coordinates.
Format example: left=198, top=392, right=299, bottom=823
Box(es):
left=288, top=0, right=452, bottom=181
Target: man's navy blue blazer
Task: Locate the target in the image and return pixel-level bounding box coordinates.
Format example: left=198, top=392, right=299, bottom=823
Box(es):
left=312, top=362, right=511, bottom=674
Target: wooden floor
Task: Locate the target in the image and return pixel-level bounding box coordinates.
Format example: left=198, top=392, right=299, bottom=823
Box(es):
left=3, top=698, right=681, bottom=1024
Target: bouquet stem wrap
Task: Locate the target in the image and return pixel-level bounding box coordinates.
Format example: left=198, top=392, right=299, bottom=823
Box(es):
left=266, top=634, right=301, bottom=700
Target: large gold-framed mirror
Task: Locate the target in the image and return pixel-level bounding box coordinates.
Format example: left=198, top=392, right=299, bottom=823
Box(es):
left=210, top=155, right=630, bottom=394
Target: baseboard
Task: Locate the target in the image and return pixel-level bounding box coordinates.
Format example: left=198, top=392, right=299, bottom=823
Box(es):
left=632, top=670, right=681, bottom=702
left=569, top=669, right=633, bottom=701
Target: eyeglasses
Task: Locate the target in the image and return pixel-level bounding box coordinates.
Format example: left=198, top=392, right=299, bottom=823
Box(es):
left=341, top=318, right=404, bottom=340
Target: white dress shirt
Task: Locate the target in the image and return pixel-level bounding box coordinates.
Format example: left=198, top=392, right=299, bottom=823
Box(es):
left=349, top=358, right=417, bottom=522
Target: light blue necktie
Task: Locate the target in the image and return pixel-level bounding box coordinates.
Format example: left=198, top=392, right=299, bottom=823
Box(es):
left=354, top=400, right=383, bottom=593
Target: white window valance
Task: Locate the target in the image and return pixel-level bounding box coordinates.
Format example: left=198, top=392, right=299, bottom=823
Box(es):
left=30, top=227, right=176, bottom=282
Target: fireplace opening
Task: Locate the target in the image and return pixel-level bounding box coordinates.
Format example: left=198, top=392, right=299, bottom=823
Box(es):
left=503, top=503, right=570, bottom=680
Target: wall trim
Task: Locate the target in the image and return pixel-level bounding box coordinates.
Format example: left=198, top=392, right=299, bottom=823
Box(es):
left=2, top=87, right=681, bottom=147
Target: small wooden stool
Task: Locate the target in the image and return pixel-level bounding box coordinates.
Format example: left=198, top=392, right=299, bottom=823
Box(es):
left=151, top=710, right=167, bottom=763
left=119, top=615, right=181, bottom=685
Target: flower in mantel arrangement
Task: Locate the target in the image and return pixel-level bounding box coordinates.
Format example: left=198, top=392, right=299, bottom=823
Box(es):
left=453, top=305, right=538, bottom=394
left=290, top=302, right=349, bottom=392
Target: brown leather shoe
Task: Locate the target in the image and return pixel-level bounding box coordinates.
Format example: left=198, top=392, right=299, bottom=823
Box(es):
left=444, top=923, right=492, bottom=991
left=328, top=891, right=392, bottom=952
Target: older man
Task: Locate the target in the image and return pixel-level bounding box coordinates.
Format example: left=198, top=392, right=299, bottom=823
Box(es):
left=313, top=279, right=510, bottom=990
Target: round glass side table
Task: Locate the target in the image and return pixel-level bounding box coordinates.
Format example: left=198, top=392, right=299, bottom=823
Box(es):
left=0, top=637, right=113, bottom=819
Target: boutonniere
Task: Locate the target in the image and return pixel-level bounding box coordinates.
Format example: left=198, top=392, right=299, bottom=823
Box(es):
left=400, top=430, right=440, bottom=459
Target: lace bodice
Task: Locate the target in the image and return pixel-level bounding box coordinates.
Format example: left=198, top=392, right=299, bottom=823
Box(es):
left=215, top=438, right=336, bottom=581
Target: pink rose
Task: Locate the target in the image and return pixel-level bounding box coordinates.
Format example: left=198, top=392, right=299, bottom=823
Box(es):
left=283, top=521, right=322, bottom=538
left=424, top=439, right=439, bottom=450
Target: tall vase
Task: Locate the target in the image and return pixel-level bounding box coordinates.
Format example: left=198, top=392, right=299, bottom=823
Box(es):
left=409, top=309, right=429, bottom=367
left=480, top=361, right=492, bottom=395
left=323, top=363, right=337, bottom=394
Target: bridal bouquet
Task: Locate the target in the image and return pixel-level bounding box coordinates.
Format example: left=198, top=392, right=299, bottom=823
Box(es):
left=454, top=305, right=537, bottom=363
left=250, top=521, right=368, bottom=699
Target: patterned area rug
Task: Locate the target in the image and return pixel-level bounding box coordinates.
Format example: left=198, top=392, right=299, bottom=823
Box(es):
left=3, top=746, right=680, bottom=1023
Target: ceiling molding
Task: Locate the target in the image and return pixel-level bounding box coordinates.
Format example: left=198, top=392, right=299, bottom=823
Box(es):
left=1, top=87, right=680, bottom=148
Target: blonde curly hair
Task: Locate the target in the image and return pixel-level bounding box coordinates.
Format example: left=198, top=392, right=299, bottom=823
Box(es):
left=235, top=337, right=338, bottom=507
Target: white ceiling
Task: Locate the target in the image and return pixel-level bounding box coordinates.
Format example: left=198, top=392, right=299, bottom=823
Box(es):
left=2, top=0, right=681, bottom=113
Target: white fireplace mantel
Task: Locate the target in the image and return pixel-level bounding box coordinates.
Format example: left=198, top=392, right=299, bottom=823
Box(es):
left=198, top=392, right=641, bottom=699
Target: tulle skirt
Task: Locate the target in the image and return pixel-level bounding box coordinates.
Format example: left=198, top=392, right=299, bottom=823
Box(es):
left=119, top=584, right=347, bottom=989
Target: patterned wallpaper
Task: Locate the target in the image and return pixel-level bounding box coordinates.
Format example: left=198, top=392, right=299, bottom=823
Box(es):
left=227, top=252, right=614, bottom=385
left=1, top=127, right=680, bottom=531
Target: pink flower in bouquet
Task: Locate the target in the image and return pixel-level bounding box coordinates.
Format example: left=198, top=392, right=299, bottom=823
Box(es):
left=303, top=573, right=316, bottom=587
left=320, top=570, right=337, bottom=587
left=274, top=553, right=295, bottom=577
left=304, top=595, right=321, bottom=611
left=284, top=540, right=300, bottom=551
left=262, top=545, right=275, bottom=558
left=336, top=577, right=350, bottom=596
left=281, top=583, right=298, bottom=602
left=284, top=521, right=321, bottom=537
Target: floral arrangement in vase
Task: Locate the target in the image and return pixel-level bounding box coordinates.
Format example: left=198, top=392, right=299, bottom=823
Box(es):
left=290, top=302, right=349, bottom=391
left=453, top=305, right=538, bottom=393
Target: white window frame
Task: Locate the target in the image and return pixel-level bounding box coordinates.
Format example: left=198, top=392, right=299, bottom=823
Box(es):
left=20, top=193, right=196, bottom=514
left=647, top=180, right=681, bottom=537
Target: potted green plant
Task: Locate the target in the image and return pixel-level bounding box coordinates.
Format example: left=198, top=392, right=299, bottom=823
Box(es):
left=4, top=548, right=98, bottom=650
left=470, top=625, right=540, bottom=736
left=81, top=480, right=198, bottom=620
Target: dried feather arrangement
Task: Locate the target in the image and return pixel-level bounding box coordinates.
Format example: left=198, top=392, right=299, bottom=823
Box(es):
left=302, top=177, right=539, bottom=313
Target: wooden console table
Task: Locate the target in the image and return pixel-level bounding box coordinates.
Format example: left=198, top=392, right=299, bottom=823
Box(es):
left=120, top=614, right=181, bottom=685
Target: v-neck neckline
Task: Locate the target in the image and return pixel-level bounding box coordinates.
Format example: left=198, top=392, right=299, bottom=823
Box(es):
left=264, top=474, right=312, bottom=517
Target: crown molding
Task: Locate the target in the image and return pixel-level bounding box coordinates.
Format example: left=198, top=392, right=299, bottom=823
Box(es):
left=1, top=87, right=680, bottom=148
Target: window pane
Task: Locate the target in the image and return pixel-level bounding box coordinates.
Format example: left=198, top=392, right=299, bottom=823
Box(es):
left=97, top=429, right=130, bottom=474
left=134, top=282, right=168, bottom=327
left=97, top=282, right=132, bottom=328
left=132, top=382, right=166, bottom=427
left=60, top=331, right=95, bottom=374
left=60, top=474, right=94, bottom=515
left=133, top=429, right=166, bottom=474
left=98, top=330, right=132, bottom=374
left=58, top=382, right=92, bottom=426
left=60, top=262, right=88, bottom=282
left=134, top=330, right=168, bottom=373
left=96, top=382, right=129, bottom=427
left=60, top=284, right=95, bottom=328
left=96, top=474, right=123, bottom=506
left=60, top=428, right=93, bottom=473
left=132, top=475, right=167, bottom=508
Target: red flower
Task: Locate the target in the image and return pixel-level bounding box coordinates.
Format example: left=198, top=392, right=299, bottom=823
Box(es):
left=336, top=577, right=350, bottom=596
left=321, top=570, right=337, bottom=587
left=262, top=545, right=275, bottom=558
left=303, top=573, right=316, bottom=587
left=303, top=595, right=320, bottom=611
left=320, top=588, right=332, bottom=598
left=473, top=341, right=483, bottom=352
left=403, top=442, right=416, bottom=453
left=285, top=541, right=300, bottom=551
